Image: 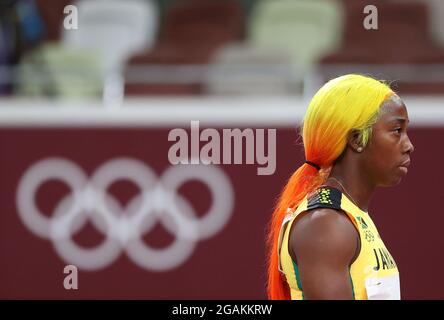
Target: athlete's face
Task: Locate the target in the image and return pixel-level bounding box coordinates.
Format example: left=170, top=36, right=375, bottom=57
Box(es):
left=362, top=95, right=414, bottom=187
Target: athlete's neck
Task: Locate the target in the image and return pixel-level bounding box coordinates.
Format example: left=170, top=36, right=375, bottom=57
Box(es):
left=324, top=160, right=375, bottom=213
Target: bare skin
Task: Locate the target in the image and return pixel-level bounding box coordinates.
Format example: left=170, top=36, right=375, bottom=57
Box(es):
left=289, top=96, right=415, bottom=299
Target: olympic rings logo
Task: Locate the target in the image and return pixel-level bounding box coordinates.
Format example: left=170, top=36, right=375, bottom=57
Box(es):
left=16, top=158, right=234, bottom=272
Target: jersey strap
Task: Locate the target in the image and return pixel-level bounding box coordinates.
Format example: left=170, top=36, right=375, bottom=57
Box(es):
left=307, top=186, right=342, bottom=211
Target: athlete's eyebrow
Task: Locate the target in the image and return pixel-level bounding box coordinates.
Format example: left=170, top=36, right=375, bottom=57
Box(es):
left=388, top=117, right=409, bottom=125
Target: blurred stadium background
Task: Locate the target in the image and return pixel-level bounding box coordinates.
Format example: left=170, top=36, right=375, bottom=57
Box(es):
left=0, top=0, right=444, bottom=299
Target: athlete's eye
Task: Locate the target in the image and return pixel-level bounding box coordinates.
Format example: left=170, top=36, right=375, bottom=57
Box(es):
left=393, top=128, right=402, bottom=134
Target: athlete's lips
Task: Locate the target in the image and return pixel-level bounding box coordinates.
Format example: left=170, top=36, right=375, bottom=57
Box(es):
left=399, top=159, right=411, bottom=168
left=399, top=159, right=410, bottom=174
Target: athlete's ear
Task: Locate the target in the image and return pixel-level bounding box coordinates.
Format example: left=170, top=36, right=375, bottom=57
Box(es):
left=347, top=129, right=363, bottom=153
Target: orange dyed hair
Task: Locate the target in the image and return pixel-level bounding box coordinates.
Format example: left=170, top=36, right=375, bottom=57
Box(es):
left=266, top=74, right=394, bottom=299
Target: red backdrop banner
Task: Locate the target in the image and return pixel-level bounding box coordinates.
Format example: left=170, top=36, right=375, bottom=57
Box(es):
left=0, top=127, right=440, bottom=299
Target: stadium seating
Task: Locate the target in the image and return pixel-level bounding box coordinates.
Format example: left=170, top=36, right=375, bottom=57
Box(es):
left=249, top=0, right=344, bottom=72
left=427, top=0, right=444, bottom=48
left=320, top=0, right=444, bottom=94
left=204, top=43, right=298, bottom=96
left=16, top=43, right=104, bottom=98
left=0, top=15, right=12, bottom=95
left=124, top=0, right=244, bottom=95
left=63, top=0, right=159, bottom=74
left=35, top=0, right=71, bottom=41
left=9, top=0, right=444, bottom=97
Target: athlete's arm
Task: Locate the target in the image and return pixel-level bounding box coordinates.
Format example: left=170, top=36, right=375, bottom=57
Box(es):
left=289, top=208, right=359, bottom=300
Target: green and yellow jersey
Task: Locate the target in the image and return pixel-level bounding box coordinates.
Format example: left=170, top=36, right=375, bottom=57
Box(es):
left=278, top=186, right=400, bottom=300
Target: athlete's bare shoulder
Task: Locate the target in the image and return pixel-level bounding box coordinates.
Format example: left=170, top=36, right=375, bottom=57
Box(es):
left=289, top=207, right=358, bottom=265
left=287, top=208, right=360, bottom=299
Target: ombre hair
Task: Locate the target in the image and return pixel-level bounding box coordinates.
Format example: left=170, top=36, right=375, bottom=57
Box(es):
left=266, top=74, right=394, bottom=299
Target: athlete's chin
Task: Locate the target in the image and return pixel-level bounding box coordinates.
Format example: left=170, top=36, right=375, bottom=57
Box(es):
left=391, top=177, right=403, bottom=186
left=380, top=175, right=404, bottom=187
